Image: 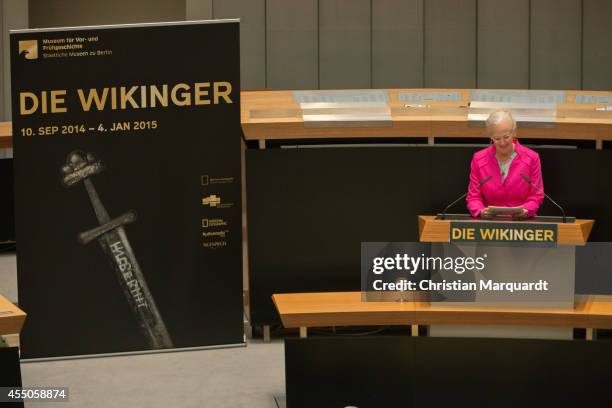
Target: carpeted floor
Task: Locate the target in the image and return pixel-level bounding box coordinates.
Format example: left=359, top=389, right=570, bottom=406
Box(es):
left=20, top=341, right=285, bottom=408
left=1, top=252, right=285, bottom=408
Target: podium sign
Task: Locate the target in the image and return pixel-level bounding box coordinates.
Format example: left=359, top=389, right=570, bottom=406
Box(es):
left=11, top=21, right=244, bottom=359
left=450, top=221, right=557, bottom=246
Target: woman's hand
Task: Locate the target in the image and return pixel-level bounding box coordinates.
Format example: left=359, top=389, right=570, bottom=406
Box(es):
left=513, top=208, right=529, bottom=220
left=480, top=208, right=493, bottom=219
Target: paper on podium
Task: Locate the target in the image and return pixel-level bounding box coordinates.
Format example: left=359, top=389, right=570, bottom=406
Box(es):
left=487, top=206, right=524, bottom=215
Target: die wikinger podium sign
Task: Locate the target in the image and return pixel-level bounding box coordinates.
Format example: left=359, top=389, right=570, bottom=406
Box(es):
left=450, top=221, right=557, bottom=246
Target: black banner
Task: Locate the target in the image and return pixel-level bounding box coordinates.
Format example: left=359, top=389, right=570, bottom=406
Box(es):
left=11, top=21, right=243, bottom=358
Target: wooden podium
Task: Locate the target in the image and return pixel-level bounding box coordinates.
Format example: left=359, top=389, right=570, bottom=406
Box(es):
left=0, top=294, right=26, bottom=339
left=418, top=215, right=594, bottom=339
left=0, top=294, right=26, bottom=397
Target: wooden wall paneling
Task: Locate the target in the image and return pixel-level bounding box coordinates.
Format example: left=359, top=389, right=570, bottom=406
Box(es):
left=582, top=0, right=612, bottom=90
left=477, top=0, right=529, bottom=89
left=28, top=0, right=184, bottom=27
left=214, top=0, right=266, bottom=89
left=186, top=0, right=213, bottom=20
left=372, top=0, right=424, bottom=88
left=266, top=0, right=318, bottom=90
left=319, top=0, right=371, bottom=89
left=530, top=0, right=582, bottom=90
left=424, top=0, right=477, bottom=88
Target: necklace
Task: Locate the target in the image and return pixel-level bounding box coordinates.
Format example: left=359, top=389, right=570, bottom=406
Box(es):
left=497, top=150, right=516, bottom=180
left=497, top=154, right=512, bottom=163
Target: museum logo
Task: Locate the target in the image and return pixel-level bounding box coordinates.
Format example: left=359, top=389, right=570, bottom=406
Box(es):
left=201, top=175, right=235, bottom=186
left=19, top=40, right=38, bottom=60
left=202, top=195, right=221, bottom=207
left=202, top=194, right=234, bottom=209
left=202, top=218, right=228, bottom=228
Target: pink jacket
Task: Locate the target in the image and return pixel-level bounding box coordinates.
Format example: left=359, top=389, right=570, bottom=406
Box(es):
left=466, top=141, right=544, bottom=218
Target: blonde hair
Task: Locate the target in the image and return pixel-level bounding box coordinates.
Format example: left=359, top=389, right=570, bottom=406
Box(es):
left=485, top=110, right=516, bottom=134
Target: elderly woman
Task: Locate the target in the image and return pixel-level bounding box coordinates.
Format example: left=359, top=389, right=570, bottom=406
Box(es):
left=466, top=110, right=544, bottom=219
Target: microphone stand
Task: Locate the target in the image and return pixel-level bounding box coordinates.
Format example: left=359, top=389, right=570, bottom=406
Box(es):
left=438, top=193, right=468, bottom=220
left=437, top=176, right=493, bottom=220
left=520, top=173, right=567, bottom=223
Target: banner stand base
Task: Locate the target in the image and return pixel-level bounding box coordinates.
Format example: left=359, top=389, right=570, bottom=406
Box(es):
left=21, top=342, right=245, bottom=363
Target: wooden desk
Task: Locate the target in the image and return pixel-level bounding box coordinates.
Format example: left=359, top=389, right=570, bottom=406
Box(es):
left=272, top=292, right=414, bottom=328
left=0, top=294, right=26, bottom=336
left=242, top=88, right=612, bottom=142
left=3, top=88, right=612, bottom=148
left=0, top=122, right=11, bottom=149
left=272, top=292, right=612, bottom=338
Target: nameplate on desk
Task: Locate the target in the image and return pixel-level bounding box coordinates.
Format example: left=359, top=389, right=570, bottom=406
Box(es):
left=574, top=94, right=612, bottom=104
left=398, top=91, right=462, bottom=102
left=469, top=90, right=567, bottom=104
left=292, top=90, right=390, bottom=104
left=450, top=222, right=557, bottom=246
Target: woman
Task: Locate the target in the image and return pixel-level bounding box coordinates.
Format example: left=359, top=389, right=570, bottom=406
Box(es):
left=466, top=110, right=544, bottom=219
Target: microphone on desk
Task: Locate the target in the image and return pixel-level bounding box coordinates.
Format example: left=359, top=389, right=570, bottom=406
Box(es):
left=520, top=173, right=567, bottom=223
left=437, top=176, right=492, bottom=220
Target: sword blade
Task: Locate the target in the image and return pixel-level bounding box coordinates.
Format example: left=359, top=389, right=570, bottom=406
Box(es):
left=98, top=227, right=174, bottom=349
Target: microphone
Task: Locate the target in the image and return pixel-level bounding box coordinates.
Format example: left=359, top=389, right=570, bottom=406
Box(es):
left=520, top=173, right=567, bottom=223
left=437, top=176, right=492, bottom=220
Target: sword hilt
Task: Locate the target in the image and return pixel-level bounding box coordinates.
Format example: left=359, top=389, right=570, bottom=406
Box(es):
left=78, top=211, right=137, bottom=245
left=61, top=150, right=111, bottom=223
left=61, top=151, right=104, bottom=187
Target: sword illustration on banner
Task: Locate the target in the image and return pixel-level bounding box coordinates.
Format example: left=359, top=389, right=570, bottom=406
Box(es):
left=61, top=151, right=174, bottom=349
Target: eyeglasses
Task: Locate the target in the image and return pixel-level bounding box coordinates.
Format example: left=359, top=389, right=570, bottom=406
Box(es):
left=491, top=131, right=514, bottom=142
